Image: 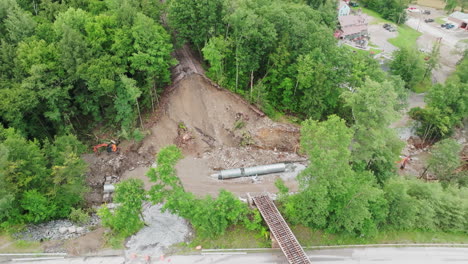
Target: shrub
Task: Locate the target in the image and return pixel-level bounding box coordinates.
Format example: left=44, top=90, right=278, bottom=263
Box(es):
left=69, top=208, right=90, bottom=225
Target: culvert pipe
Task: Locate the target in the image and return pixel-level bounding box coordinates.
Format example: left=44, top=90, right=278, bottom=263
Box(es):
left=217, top=163, right=286, bottom=180
left=103, top=184, right=115, bottom=193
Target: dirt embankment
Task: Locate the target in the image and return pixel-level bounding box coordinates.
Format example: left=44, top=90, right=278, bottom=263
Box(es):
left=84, top=51, right=302, bottom=203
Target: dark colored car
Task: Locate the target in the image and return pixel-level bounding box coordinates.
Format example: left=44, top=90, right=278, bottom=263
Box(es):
left=446, top=24, right=455, bottom=29
left=350, top=2, right=359, bottom=7
left=424, top=19, right=434, bottom=23
left=423, top=10, right=431, bottom=15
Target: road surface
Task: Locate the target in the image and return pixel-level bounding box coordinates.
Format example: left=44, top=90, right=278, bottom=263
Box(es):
left=3, top=247, right=467, bottom=264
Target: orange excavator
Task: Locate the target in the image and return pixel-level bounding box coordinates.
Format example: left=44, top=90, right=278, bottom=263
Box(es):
left=93, top=140, right=118, bottom=153
left=396, top=155, right=412, bottom=170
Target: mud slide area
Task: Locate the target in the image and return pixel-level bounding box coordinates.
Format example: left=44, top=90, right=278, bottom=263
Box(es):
left=124, top=73, right=303, bottom=197
left=84, top=45, right=303, bottom=204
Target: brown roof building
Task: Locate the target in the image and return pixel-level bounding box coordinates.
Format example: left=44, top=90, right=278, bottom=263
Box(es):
left=338, top=14, right=369, bottom=40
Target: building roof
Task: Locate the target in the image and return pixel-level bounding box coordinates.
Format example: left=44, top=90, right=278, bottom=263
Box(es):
left=338, top=1, right=349, bottom=10
left=338, top=14, right=369, bottom=27
left=342, top=24, right=368, bottom=36
left=449, top=11, right=468, bottom=22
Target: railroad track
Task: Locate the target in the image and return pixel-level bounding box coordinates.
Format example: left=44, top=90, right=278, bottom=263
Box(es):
left=252, top=194, right=311, bottom=264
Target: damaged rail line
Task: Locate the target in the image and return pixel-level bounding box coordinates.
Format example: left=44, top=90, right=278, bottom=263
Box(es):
left=252, top=194, right=311, bottom=264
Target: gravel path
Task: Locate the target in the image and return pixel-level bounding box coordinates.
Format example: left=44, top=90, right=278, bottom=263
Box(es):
left=125, top=203, right=190, bottom=262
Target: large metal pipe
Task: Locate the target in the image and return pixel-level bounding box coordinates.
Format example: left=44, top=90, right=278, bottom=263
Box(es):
left=217, top=163, right=286, bottom=180
left=103, top=184, right=115, bottom=193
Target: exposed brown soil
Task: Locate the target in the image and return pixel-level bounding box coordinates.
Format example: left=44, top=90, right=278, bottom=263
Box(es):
left=63, top=228, right=106, bottom=256
left=83, top=45, right=301, bottom=204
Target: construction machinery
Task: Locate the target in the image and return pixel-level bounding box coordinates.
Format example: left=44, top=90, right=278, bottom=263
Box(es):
left=93, top=140, right=118, bottom=153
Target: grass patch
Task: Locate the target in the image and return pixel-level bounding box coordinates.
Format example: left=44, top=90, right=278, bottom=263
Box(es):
left=292, top=225, right=468, bottom=246
left=435, top=16, right=446, bottom=25
left=187, top=225, right=270, bottom=249
left=0, top=233, right=42, bottom=253
left=343, top=44, right=383, bottom=56
left=353, top=7, right=391, bottom=24
left=413, top=78, right=432, bottom=93
left=388, top=25, right=423, bottom=50
left=460, top=39, right=468, bottom=44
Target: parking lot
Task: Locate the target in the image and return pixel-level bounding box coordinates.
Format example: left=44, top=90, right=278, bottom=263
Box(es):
left=367, top=4, right=468, bottom=83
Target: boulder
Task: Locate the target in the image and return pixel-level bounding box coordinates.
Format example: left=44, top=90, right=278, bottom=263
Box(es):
left=76, top=227, right=84, bottom=233
left=59, top=227, right=68, bottom=234
left=68, top=226, right=76, bottom=233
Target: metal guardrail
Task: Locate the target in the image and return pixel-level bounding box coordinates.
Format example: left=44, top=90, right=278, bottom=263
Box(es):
left=252, top=194, right=311, bottom=264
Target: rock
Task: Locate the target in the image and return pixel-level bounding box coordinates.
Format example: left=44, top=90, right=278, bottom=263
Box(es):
left=68, top=226, right=76, bottom=233
left=76, top=227, right=84, bottom=233
left=59, top=227, right=68, bottom=234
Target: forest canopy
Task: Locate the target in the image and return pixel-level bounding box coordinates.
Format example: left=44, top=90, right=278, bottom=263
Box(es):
left=0, top=0, right=174, bottom=140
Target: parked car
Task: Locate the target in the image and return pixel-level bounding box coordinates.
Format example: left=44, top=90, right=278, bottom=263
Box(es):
left=350, top=2, right=359, bottom=7
left=442, top=23, right=455, bottom=29
left=424, top=19, right=434, bottom=23
left=423, top=10, right=431, bottom=15
left=383, top=24, right=396, bottom=32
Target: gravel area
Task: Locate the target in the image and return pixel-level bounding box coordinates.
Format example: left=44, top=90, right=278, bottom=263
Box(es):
left=14, top=215, right=100, bottom=241
left=125, top=203, right=190, bottom=261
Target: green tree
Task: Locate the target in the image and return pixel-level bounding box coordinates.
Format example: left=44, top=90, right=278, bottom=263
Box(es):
left=423, top=41, right=440, bottom=80
left=390, top=48, right=424, bottom=89
left=284, top=115, right=387, bottom=235
left=147, top=145, right=183, bottom=204
left=296, top=48, right=341, bottom=120
left=384, top=177, right=418, bottom=229
left=168, top=0, right=226, bottom=51
left=344, top=78, right=405, bottom=183
left=427, top=139, right=463, bottom=187
left=202, top=36, right=231, bottom=85
left=0, top=127, right=87, bottom=225
left=3, top=0, right=36, bottom=43
left=98, top=179, right=146, bottom=238
left=129, top=12, right=176, bottom=111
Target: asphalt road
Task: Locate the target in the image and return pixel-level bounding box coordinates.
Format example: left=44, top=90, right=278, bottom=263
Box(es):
left=3, top=247, right=467, bottom=264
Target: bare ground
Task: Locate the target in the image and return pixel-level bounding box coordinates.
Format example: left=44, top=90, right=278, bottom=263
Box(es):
left=83, top=44, right=301, bottom=205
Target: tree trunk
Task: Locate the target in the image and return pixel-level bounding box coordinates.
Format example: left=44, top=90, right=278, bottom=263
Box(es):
left=136, top=99, right=143, bottom=128
left=250, top=70, right=254, bottom=101
left=235, top=43, right=239, bottom=92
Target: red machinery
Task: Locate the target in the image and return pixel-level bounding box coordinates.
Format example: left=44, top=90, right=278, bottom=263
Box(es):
left=93, top=142, right=118, bottom=153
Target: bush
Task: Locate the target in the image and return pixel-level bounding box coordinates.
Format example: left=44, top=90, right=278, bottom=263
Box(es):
left=98, top=179, right=146, bottom=238
left=385, top=177, right=468, bottom=233
left=163, top=189, right=265, bottom=238
left=69, top=208, right=90, bottom=225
